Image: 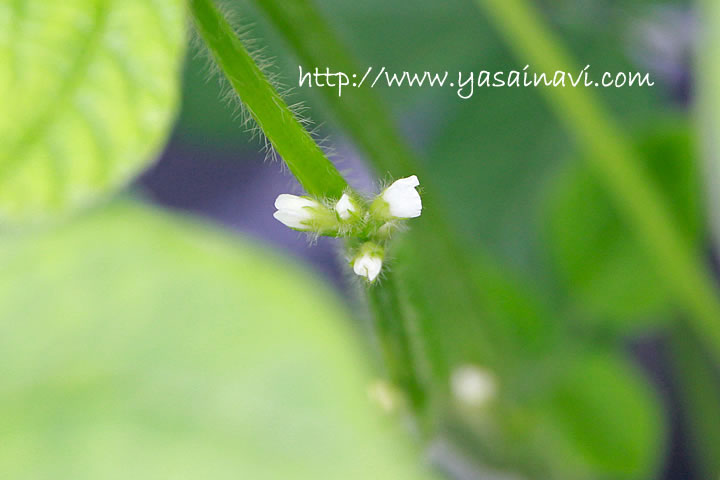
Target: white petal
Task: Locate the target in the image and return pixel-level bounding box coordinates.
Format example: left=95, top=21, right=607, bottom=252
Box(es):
left=382, top=175, right=422, bottom=218
left=275, top=194, right=319, bottom=211
left=273, top=194, right=320, bottom=230
left=389, top=175, right=419, bottom=189
left=353, top=254, right=382, bottom=282
left=334, top=193, right=355, bottom=220
left=273, top=210, right=308, bottom=230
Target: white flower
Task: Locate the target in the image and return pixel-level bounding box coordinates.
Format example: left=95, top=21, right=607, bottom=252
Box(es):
left=273, top=194, right=321, bottom=230
left=334, top=193, right=356, bottom=220
left=450, top=365, right=497, bottom=407
left=382, top=175, right=422, bottom=218
left=353, top=252, right=383, bottom=282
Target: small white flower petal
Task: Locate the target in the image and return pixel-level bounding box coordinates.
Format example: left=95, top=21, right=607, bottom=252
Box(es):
left=275, top=193, right=319, bottom=211
left=273, top=194, right=320, bottom=230
left=390, top=175, right=420, bottom=189
left=335, top=193, right=355, bottom=220
left=273, top=210, right=308, bottom=230
left=382, top=175, right=422, bottom=218
left=353, top=253, right=383, bottom=282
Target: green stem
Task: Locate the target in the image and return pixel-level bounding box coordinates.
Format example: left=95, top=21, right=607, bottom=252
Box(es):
left=250, top=0, right=417, bottom=176
left=188, top=0, right=347, bottom=199
left=251, top=0, right=503, bottom=373
left=697, top=0, right=720, bottom=255
left=678, top=1, right=720, bottom=475
left=475, top=0, right=720, bottom=360
left=366, top=271, right=426, bottom=414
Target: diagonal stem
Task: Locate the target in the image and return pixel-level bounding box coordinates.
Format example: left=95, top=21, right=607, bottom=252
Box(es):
left=475, top=0, right=720, bottom=361
left=188, top=0, right=348, bottom=199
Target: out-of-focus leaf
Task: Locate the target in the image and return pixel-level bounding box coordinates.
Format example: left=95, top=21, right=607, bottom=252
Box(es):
left=0, top=1, right=185, bottom=223
left=538, top=352, right=665, bottom=480
left=426, top=28, right=665, bottom=287
left=544, top=125, right=701, bottom=331
left=393, top=232, right=562, bottom=374
left=448, top=351, right=664, bottom=480
left=396, top=235, right=662, bottom=480
left=0, top=201, right=433, bottom=480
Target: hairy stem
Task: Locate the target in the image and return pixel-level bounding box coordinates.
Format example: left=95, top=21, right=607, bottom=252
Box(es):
left=252, top=0, right=502, bottom=375
left=250, top=0, right=417, bottom=176
left=188, top=0, right=348, bottom=199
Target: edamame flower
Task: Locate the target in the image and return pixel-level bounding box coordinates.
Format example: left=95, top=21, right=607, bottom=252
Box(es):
left=272, top=194, right=323, bottom=230
left=353, top=251, right=383, bottom=282
left=381, top=175, right=422, bottom=218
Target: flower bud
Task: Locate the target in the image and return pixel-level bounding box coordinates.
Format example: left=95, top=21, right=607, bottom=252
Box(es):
left=352, top=243, right=384, bottom=282
left=334, top=193, right=357, bottom=220
left=272, top=194, right=323, bottom=231
left=381, top=175, right=422, bottom=219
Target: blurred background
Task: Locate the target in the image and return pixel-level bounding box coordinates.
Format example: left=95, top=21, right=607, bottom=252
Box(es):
left=143, top=1, right=697, bottom=476
left=4, top=0, right=717, bottom=478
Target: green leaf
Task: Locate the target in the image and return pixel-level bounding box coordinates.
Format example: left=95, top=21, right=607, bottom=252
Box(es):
left=545, top=125, right=702, bottom=331
left=0, top=0, right=185, bottom=224
left=0, top=201, right=433, bottom=480
left=474, top=0, right=720, bottom=363
left=538, top=352, right=665, bottom=479
left=444, top=350, right=664, bottom=480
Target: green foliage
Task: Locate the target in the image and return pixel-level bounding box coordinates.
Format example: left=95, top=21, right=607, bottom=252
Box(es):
left=539, top=353, right=664, bottom=479
left=0, top=0, right=185, bottom=224
left=396, top=240, right=666, bottom=480
left=475, top=0, right=720, bottom=358
left=448, top=351, right=663, bottom=480
left=546, top=126, right=702, bottom=331
left=4, top=0, right=719, bottom=479
left=0, top=201, right=434, bottom=480
left=246, top=2, right=666, bottom=478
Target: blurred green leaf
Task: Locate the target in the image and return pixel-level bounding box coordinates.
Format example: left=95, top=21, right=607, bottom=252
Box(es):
left=0, top=201, right=433, bottom=480
left=538, top=352, right=665, bottom=480
left=544, top=125, right=701, bottom=332
left=395, top=237, right=665, bottom=480
left=427, top=37, right=664, bottom=286
left=393, top=234, right=562, bottom=373
left=446, top=350, right=664, bottom=480
left=0, top=0, right=185, bottom=223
